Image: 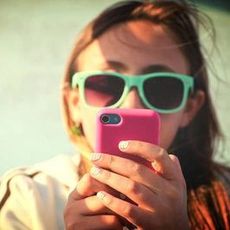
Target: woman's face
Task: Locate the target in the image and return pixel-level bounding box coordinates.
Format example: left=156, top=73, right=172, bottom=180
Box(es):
left=70, top=20, right=196, bottom=151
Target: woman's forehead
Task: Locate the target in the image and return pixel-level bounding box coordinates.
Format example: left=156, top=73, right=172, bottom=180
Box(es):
left=100, top=20, right=176, bottom=49
left=77, top=20, right=189, bottom=74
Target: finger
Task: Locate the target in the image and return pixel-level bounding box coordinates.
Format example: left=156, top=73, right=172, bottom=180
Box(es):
left=119, top=140, right=179, bottom=179
left=66, top=195, right=114, bottom=216
left=90, top=166, right=159, bottom=210
left=90, top=152, right=168, bottom=193
left=69, top=173, right=117, bottom=201
left=65, top=214, right=123, bottom=230
left=96, top=191, right=153, bottom=228
left=169, top=154, right=186, bottom=186
left=169, top=154, right=182, bottom=171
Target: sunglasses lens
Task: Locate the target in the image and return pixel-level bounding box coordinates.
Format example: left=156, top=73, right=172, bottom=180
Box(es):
left=144, top=77, right=184, bottom=110
left=84, top=74, right=125, bottom=107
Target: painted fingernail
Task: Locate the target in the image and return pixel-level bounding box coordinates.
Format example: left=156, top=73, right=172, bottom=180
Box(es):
left=90, top=166, right=101, bottom=176
left=151, top=161, right=161, bottom=172
left=97, top=191, right=106, bottom=200
left=119, top=141, right=128, bottom=150
left=123, top=227, right=130, bottom=230
left=90, top=152, right=101, bottom=161
left=97, top=191, right=111, bottom=204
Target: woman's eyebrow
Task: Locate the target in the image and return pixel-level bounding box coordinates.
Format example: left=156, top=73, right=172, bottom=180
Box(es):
left=100, top=60, right=127, bottom=71
left=99, top=61, right=174, bottom=73
left=141, top=65, right=175, bottom=74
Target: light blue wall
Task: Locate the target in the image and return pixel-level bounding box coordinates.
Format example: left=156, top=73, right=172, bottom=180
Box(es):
left=0, top=0, right=229, bottom=174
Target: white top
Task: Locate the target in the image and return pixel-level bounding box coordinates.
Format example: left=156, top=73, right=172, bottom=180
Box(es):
left=1, top=153, right=229, bottom=230
left=0, top=154, right=81, bottom=230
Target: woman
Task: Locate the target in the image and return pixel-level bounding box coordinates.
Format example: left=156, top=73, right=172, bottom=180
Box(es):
left=1, top=1, right=229, bottom=229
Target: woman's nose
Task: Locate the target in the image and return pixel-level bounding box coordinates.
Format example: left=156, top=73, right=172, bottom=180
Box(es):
left=119, top=88, right=145, bottom=109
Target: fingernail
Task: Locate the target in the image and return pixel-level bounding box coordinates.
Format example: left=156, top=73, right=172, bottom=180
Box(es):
left=151, top=161, right=161, bottom=172
left=90, top=152, right=101, bottom=161
left=123, top=227, right=130, bottom=230
left=97, top=191, right=106, bottom=200
left=119, top=141, right=128, bottom=150
left=90, top=166, right=101, bottom=176
left=97, top=191, right=111, bottom=204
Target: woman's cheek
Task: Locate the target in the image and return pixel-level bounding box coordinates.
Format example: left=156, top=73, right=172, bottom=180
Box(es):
left=159, top=113, right=183, bottom=149
left=159, top=124, right=178, bottom=149
left=81, top=108, right=98, bottom=150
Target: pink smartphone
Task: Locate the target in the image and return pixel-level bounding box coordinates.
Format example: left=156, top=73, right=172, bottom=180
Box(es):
left=95, top=108, right=160, bottom=168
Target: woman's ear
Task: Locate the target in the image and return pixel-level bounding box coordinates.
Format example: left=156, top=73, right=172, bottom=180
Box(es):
left=180, top=90, right=205, bottom=128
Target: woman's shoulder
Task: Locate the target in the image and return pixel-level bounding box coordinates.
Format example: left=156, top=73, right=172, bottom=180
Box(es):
left=0, top=154, right=81, bottom=229
left=0, top=153, right=81, bottom=190
left=0, top=154, right=81, bottom=207
left=187, top=163, right=230, bottom=229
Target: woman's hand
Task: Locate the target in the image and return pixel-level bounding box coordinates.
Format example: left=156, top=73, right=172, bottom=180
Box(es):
left=89, top=140, right=190, bottom=230
left=64, top=173, right=124, bottom=230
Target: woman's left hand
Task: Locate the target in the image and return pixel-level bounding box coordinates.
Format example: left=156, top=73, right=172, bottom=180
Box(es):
left=89, top=140, right=189, bottom=230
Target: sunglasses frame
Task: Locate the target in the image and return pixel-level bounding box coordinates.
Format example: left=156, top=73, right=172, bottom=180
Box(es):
left=71, top=71, right=194, bottom=114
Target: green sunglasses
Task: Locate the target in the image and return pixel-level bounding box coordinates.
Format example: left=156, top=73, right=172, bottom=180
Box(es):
left=71, top=71, right=194, bottom=114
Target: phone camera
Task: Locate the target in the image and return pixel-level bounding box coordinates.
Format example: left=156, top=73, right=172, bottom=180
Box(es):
left=100, top=113, right=121, bottom=124
left=101, top=115, right=110, bottom=123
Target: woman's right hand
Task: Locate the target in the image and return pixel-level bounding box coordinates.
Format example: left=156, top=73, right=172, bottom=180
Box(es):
left=64, top=173, right=123, bottom=230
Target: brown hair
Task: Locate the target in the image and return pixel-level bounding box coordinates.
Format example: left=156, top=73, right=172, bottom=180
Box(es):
left=62, top=0, right=222, bottom=189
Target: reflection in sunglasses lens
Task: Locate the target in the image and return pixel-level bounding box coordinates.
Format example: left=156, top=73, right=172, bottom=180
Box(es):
left=85, top=75, right=125, bottom=107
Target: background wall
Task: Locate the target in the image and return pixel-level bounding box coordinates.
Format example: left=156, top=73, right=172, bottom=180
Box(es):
left=0, top=0, right=229, bottom=174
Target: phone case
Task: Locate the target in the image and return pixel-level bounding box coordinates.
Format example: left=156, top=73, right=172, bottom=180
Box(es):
left=95, top=108, right=160, bottom=168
